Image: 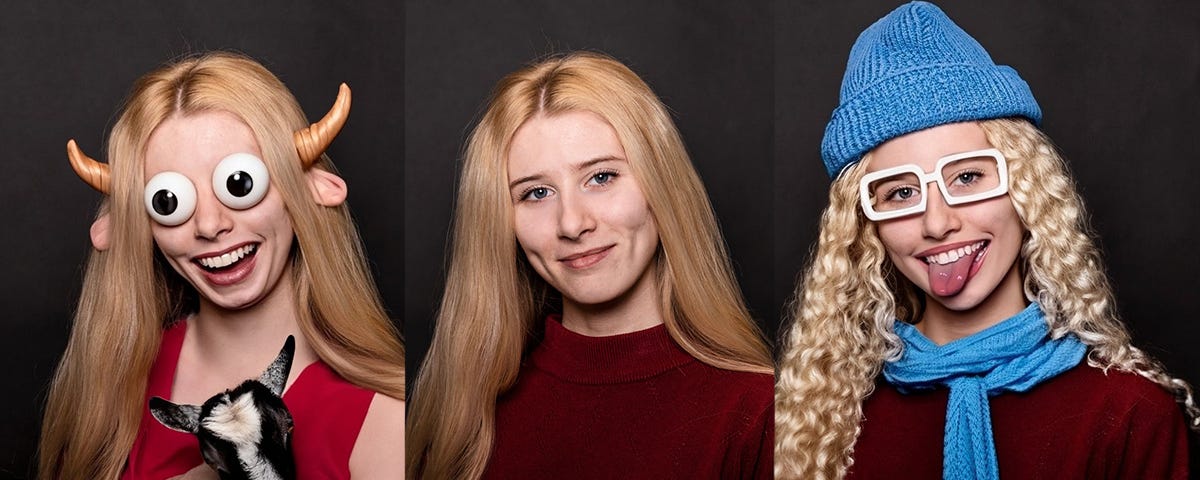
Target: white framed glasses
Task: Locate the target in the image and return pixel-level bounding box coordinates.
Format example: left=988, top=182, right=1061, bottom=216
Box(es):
left=859, top=148, right=1009, bottom=221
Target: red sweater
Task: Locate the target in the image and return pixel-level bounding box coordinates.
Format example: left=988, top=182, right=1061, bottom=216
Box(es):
left=482, top=316, right=774, bottom=479
left=122, top=321, right=376, bottom=480
left=847, top=363, right=1189, bottom=479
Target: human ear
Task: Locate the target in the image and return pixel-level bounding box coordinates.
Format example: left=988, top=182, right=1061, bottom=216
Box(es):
left=90, top=214, right=111, bottom=251
left=305, top=168, right=347, bottom=207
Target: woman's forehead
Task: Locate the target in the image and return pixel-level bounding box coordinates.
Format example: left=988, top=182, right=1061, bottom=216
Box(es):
left=868, top=122, right=992, bottom=172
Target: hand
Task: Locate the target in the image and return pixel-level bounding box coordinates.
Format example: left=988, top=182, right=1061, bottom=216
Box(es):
left=167, top=464, right=219, bottom=480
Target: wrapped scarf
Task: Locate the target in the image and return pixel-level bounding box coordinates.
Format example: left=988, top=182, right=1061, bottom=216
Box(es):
left=883, top=303, right=1086, bottom=479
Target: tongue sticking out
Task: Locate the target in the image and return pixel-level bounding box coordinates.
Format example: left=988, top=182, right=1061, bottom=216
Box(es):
left=928, top=248, right=984, bottom=297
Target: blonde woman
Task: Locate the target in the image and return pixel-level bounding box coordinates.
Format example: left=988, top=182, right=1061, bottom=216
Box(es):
left=40, top=52, right=404, bottom=479
left=775, top=2, right=1196, bottom=479
left=407, top=51, right=774, bottom=479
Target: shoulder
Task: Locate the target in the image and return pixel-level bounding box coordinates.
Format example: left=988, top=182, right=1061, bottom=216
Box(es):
left=687, top=363, right=775, bottom=420
left=1024, top=362, right=1187, bottom=439
left=1053, top=363, right=1180, bottom=413
left=349, top=394, right=405, bottom=478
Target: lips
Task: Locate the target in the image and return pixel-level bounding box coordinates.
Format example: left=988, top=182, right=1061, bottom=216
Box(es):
left=917, top=240, right=989, bottom=297
left=559, top=245, right=614, bottom=269
left=193, top=242, right=259, bottom=286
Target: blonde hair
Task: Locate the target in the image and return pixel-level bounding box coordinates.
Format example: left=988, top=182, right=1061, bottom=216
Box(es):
left=407, top=51, right=773, bottom=479
left=775, top=118, right=1199, bottom=479
left=39, top=52, right=404, bottom=479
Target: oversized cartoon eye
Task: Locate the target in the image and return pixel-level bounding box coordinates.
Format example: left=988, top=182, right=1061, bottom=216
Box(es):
left=144, top=171, right=198, bottom=226
left=212, top=153, right=270, bottom=210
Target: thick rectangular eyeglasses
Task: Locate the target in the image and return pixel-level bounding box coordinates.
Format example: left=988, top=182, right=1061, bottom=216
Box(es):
left=859, top=148, right=1009, bottom=221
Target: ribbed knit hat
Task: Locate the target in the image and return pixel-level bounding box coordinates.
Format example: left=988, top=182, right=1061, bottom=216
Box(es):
left=820, top=1, right=1041, bottom=179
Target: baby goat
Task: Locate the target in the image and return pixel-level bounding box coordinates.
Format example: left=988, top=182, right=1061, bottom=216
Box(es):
left=150, top=336, right=296, bottom=480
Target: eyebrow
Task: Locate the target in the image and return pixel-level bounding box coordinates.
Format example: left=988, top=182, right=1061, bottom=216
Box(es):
left=508, top=155, right=625, bottom=190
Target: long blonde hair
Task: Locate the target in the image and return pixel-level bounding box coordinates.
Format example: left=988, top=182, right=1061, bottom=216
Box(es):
left=407, top=51, right=773, bottom=479
left=774, top=118, right=1200, bottom=479
left=39, top=52, right=404, bottom=479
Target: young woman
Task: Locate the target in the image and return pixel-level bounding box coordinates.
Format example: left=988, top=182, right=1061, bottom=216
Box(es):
left=775, top=2, right=1197, bottom=479
left=40, top=52, right=404, bottom=479
left=407, top=51, right=774, bottom=479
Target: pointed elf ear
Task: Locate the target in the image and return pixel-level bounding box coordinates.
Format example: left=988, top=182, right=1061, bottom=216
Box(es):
left=89, top=214, right=111, bottom=251
left=305, top=168, right=347, bottom=207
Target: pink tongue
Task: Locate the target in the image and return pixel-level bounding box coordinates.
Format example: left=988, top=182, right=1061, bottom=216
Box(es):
left=929, top=254, right=975, bottom=297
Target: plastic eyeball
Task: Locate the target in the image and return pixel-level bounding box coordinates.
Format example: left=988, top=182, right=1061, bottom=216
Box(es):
left=212, top=153, right=270, bottom=210
left=144, top=172, right=198, bottom=226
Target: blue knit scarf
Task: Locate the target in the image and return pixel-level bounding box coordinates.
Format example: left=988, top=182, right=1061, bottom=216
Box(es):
left=882, top=303, right=1086, bottom=480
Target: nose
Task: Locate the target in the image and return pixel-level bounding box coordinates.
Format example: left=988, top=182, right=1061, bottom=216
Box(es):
left=556, top=191, right=596, bottom=240
left=192, top=188, right=234, bottom=240
left=921, top=182, right=960, bottom=240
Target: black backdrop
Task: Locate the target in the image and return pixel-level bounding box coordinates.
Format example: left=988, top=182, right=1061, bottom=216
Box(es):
left=0, top=2, right=401, bottom=477
left=1, top=0, right=1197, bottom=476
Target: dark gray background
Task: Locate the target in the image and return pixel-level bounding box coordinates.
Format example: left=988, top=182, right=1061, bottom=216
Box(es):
left=2, top=0, right=1196, bottom=475
left=0, top=2, right=401, bottom=477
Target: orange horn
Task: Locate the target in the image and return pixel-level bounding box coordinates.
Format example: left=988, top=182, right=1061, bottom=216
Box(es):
left=294, top=83, right=351, bottom=168
left=67, top=139, right=111, bottom=194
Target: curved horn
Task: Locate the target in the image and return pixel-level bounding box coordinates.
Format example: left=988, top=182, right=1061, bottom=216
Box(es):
left=294, top=83, right=351, bottom=168
left=67, top=139, right=111, bottom=195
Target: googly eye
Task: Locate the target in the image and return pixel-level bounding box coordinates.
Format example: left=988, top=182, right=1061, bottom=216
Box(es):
left=144, top=172, right=198, bottom=226
left=212, top=153, right=270, bottom=210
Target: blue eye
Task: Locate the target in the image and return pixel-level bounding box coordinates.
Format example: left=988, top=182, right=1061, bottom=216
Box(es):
left=523, top=187, right=552, bottom=201
left=588, top=171, right=617, bottom=186
left=955, top=171, right=982, bottom=185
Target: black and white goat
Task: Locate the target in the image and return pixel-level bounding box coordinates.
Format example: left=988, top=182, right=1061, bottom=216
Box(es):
left=150, top=336, right=297, bottom=480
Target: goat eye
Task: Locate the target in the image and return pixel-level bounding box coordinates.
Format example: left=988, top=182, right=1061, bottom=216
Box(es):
left=212, top=153, right=270, bottom=210
left=144, top=172, right=197, bottom=226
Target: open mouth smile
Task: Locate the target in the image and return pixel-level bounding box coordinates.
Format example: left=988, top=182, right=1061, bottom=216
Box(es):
left=917, top=240, right=989, bottom=297
left=195, top=243, right=258, bottom=271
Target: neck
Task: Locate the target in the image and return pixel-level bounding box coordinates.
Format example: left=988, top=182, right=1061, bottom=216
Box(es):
left=915, top=261, right=1027, bottom=345
left=189, top=264, right=316, bottom=380
left=561, top=262, right=664, bottom=337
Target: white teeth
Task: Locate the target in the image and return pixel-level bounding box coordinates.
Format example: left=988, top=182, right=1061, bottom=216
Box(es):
left=198, top=244, right=256, bottom=269
left=924, top=241, right=986, bottom=265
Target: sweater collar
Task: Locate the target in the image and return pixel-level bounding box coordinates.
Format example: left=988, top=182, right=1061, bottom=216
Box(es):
left=529, top=315, right=696, bottom=385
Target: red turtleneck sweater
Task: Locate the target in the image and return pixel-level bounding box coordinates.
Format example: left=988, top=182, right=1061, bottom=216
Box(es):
left=848, top=363, right=1189, bottom=479
left=482, top=316, right=774, bottom=479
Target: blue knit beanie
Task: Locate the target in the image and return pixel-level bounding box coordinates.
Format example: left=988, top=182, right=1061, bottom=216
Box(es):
left=820, top=1, right=1042, bottom=179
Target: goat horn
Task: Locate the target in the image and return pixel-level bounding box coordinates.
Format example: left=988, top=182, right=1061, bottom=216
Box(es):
left=294, top=83, right=351, bottom=168
left=67, top=139, right=111, bottom=195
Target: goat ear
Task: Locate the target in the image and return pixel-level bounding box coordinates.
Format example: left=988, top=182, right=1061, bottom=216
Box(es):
left=259, top=335, right=296, bottom=396
left=149, top=396, right=202, bottom=434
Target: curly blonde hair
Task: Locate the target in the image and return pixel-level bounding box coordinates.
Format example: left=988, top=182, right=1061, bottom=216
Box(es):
left=775, top=118, right=1199, bottom=479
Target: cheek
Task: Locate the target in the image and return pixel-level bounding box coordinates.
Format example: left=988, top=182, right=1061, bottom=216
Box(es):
left=247, top=194, right=295, bottom=237
left=604, top=187, right=657, bottom=238
left=150, top=224, right=187, bottom=256
left=512, top=209, right=552, bottom=259
left=875, top=221, right=917, bottom=258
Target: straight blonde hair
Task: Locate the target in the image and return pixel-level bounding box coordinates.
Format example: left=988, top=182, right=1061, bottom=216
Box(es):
left=407, top=51, right=773, bottom=479
left=39, top=52, right=404, bottom=479
left=775, top=118, right=1199, bottom=479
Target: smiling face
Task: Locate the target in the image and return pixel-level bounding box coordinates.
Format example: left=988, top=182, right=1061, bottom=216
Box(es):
left=144, top=110, right=295, bottom=312
left=507, top=110, right=661, bottom=320
left=869, top=122, right=1025, bottom=315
